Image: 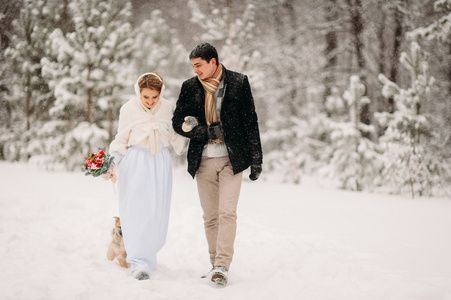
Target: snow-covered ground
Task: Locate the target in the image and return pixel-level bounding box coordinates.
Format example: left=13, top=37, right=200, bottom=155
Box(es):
left=1, top=161, right=451, bottom=300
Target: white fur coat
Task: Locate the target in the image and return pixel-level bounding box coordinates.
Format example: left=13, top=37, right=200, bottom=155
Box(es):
left=109, top=96, right=188, bottom=159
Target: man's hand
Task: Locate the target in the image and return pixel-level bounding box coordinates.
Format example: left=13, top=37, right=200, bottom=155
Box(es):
left=192, top=125, right=209, bottom=142
left=249, top=164, right=262, bottom=181
left=182, top=116, right=199, bottom=132
left=208, top=122, right=223, bottom=140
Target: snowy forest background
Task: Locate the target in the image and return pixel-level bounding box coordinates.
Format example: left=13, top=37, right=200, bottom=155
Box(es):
left=1, top=0, right=450, bottom=198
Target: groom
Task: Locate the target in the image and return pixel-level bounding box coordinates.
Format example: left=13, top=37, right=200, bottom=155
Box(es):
left=172, top=42, right=263, bottom=286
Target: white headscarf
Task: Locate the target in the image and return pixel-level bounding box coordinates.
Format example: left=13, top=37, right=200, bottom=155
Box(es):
left=110, top=72, right=188, bottom=156
left=133, top=72, right=166, bottom=112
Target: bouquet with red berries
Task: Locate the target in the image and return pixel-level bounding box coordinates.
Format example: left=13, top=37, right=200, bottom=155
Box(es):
left=83, top=150, right=114, bottom=178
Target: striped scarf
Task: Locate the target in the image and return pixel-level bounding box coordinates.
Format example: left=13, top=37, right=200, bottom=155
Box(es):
left=199, top=63, right=223, bottom=144
left=199, top=63, right=223, bottom=126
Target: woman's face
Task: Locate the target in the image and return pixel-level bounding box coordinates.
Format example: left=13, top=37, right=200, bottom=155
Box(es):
left=140, top=88, right=160, bottom=109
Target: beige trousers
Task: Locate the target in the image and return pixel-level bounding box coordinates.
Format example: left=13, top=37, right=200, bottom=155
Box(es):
left=196, top=156, right=243, bottom=270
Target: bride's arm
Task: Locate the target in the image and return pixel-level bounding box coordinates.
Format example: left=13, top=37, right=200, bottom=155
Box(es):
left=109, top=103, right=133, bottom=165
left=169, top=125, right=189, bottom=155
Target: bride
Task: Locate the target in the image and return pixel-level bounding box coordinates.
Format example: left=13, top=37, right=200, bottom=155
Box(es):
left=107, top=72, right=187, bottom=280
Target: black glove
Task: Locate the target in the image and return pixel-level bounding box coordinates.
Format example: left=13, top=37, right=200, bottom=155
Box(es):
left=249, top=164, right=262, bottom=181
left=208, top=122, right=223, bottom=140
left=192, top=125, right=209, bottom=142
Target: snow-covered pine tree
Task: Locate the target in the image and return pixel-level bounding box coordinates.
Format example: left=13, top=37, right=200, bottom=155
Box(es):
left=5, top=0, right=49, bottom=131
left=43, top=0, right=135, bottom=125
left=406, top=0, right=451, bottom=195
left=2, top=0, right=70, bottom=162
left=321, top=76, right=381, bottom=191
left=133, top=9, right=188, bottom=98
left=376, top=41, right=443, bottom=197
left=262, top=96, right=329, bottom=184
left=257, top=1, right=326, bottom=184
left=188, top=0, right=263, bottom=89
left=38, top=0, right=136, bottom=170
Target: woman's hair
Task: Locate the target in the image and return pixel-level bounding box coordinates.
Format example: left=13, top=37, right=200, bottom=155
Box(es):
left=189, top=42, right=219, bottom=65
left=138, top=72, right=164, bottom=93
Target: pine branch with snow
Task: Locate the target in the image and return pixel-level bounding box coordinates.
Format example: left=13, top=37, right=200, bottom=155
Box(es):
left=320, top=76, right=381, bottom=191
left=407, top=0, right=451, bottom=42
left=133, top=9, right=188, bottom=88
left=376, top=41, right=447, bottom=197
left=42, top=0, right=135, bottom=124
left=3, top=0, right=61, bottom=131
left=34, top=0, right=135, bottom=170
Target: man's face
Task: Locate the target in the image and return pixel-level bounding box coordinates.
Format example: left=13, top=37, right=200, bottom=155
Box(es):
left=191, top=57, right=217, bottom=80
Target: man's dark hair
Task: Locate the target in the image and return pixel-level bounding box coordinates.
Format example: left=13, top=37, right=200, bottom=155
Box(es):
left=189, top=43, right=219, bottom=65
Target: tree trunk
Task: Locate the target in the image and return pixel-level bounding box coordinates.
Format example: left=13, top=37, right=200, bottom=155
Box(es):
left=389, top=4, right=403, bottom=83
left=377, top=1, right=386, bottom=76
left=377, top=0, right=388, bottom=121
left=284, top=0, right=297, bottom=47
left=323, top=0, right=338, bottom=111
left=87, top=65, right=92, bottom=124
left=388, top=3, right=403, bottom=113
left=272, top=0, right=298, bottom=117
left=26, top=75, right=31, bottom=130
left=283, top=0, right=299, bottom=116
left=60, top=0, right=72, bottom=35
left=448, top=42, right=451, bottom=95
left=225, top=0, right=234, bottom=68
left=347, top=0, right=365, bottom=70
left=272, top=1, right=282, bottom=37
left=108, top=107, right=114, bottom=142
left=346, top=0, right=371, bottom=128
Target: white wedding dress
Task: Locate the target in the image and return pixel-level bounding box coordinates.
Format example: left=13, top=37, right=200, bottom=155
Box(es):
left=117, top=143, right=172, bottom=274
left=109, top=73, right=187, bottom=275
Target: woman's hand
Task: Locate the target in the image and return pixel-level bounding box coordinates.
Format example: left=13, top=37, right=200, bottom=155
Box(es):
left=101, top=168, right=117, bottom=183
left=110, top=170, right=117, bottom=183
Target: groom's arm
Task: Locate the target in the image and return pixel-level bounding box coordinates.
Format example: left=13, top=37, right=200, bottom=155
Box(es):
left=172, top=81, right=206, bottom=141
left=173, top=81, right=191, bottom=137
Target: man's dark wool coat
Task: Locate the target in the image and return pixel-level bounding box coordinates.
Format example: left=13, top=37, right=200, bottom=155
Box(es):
left=172, top=65, right=263, bottom=178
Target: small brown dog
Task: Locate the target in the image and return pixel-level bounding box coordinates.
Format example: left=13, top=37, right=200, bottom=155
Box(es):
left=107, top=217, right=130, bottom=268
